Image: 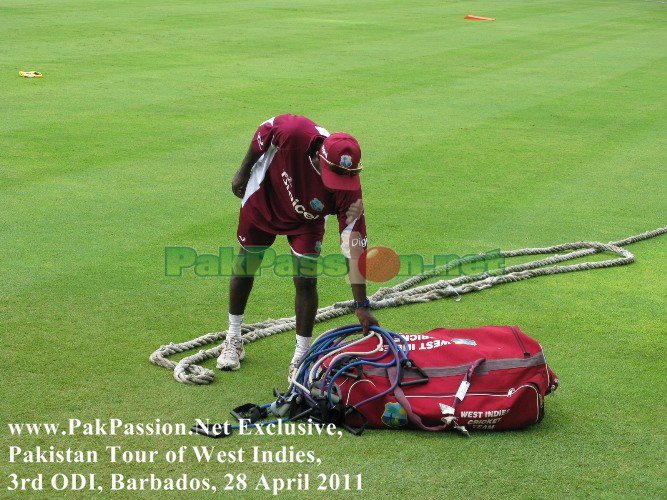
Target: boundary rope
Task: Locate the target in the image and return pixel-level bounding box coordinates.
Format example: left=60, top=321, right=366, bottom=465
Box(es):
left=149, top=226, right=666, bottom=385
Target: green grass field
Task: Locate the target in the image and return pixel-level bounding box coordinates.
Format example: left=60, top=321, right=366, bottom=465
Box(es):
left=2, top=0, right=666, bottom=497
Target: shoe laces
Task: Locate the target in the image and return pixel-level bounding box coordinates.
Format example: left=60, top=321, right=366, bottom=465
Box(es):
left=222, top=337, right=241, bottom=355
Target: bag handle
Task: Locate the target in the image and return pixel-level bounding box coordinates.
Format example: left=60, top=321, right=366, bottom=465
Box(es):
left=390, top=358, right=486, bottom=433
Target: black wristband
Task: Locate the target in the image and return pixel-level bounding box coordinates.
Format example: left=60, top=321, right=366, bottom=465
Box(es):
left=353, top=299, right=371, bottom=309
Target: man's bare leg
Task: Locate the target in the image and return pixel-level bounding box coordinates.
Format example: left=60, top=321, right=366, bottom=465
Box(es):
left=294, top=275, right=318, bottom=339
left=218, top=247, right=265, bottom=370
left=289, top=259, right=318, bottom=381
left=229, top=247, right=264, bottom=315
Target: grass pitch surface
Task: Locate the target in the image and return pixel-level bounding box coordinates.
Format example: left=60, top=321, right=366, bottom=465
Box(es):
left=2, top=0, right=666, bottom=498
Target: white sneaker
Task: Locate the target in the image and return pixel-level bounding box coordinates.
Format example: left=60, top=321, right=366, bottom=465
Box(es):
left=287, top=362, right=300, bottom=384
left=216, top=336, right=245, bottom=371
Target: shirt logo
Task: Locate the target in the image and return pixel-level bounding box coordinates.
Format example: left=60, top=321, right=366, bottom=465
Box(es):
left=310, top=198, right=324, bottom=212
left=340, top=155, right=353, bottom=169
left=281, top=171, right=319, bottom=221
left=314, top=241, right=322, bottom=253
left=350, top=236, right=368, bottom=248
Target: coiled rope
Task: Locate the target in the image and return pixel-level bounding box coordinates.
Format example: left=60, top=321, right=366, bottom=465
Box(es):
left=149, top=226, right=666, bottom=385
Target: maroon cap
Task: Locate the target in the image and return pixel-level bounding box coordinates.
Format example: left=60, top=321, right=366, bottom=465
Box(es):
left=319, top=132, right=362, bottom=191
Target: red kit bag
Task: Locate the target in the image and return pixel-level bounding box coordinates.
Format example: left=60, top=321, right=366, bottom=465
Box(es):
left=327, top=326, right=559, bottom=433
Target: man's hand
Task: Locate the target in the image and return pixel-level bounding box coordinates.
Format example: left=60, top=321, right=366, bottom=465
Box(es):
left=356, top=307, right=379, bottom=334
left=345, top=199, right=364, bottom=225
left=232, top=169, right=250, bottom=198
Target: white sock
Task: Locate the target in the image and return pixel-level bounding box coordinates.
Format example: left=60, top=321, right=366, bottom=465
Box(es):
left=291, top=334, right=312, bottom=364
left=228, top=313, right=244, bottom=341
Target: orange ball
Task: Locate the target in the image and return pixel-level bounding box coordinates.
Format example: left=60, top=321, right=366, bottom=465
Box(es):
left=358, top=246, right=400, bottom=282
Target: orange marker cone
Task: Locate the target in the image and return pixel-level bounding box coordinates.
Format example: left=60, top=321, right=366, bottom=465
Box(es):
left=464, top=15, right=496, bottom=21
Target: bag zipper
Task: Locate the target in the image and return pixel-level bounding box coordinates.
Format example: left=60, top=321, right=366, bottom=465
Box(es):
left=404, top=384, right=542, bottom=398
left=510, top=326, right=530, bottom=358
left=405, top=390, right=511, bottom=398
left=405, top=385, right=542, bottom=424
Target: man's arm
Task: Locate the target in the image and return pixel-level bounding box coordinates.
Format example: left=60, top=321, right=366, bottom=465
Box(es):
left=232, top=143, right=262, bottom=199
left=232, top=116, right=278, bottom=198
left=341, top=199, right=379, bottom=333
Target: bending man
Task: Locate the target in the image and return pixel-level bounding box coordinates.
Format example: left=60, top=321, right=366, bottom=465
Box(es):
left=218, top=114, right=379, bottom=381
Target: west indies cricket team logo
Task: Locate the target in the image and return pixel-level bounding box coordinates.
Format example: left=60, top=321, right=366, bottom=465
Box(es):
left=310, top=198, right=324, bottom=212
left=340, top=155, right=353, bottom=169
left=382, top=402, right=408, bottom=428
